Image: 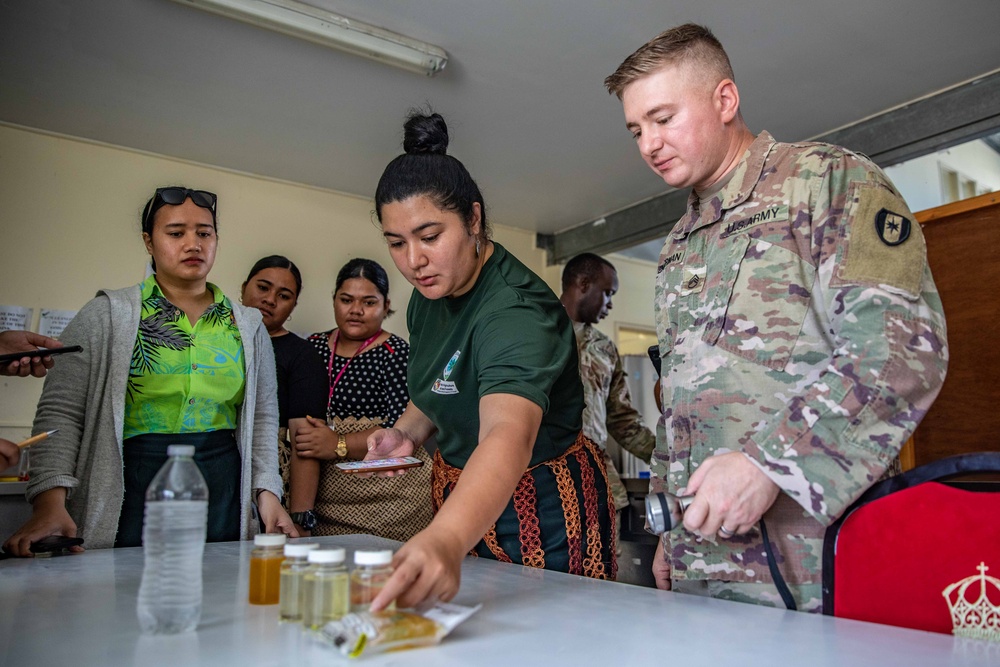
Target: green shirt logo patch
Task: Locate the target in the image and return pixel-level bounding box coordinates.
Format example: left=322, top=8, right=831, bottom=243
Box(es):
left=875, top=208, right=911, bottom=246
left=432, top=349, right=461, bottom=395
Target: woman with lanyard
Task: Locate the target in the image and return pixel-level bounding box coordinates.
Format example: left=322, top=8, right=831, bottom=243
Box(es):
left=291, top=258, right=432, bottom=540
left=365, top=112, right=616, bottom=611
left=4, top=187, right=294, bottom=556
left=240, top=255, right=327, bottom=505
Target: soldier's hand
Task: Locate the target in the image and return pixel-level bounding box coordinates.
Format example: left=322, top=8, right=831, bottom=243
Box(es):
left=681, top=452, right=780, bottom=539
left=652, top=534, right=672, bottom=590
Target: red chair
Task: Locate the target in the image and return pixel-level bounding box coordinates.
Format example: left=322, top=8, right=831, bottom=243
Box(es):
left=823, top=453, right=1000, bottom=637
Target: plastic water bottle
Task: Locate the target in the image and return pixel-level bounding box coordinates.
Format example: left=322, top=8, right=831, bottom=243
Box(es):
left=136, top=444, right=209, bottom=634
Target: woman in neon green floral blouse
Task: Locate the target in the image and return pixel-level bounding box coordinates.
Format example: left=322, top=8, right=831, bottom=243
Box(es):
left=4, top=187, right=295, bottom=556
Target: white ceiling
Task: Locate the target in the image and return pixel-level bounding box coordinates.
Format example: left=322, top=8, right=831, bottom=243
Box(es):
left=2, top=0, right=999, bottom=236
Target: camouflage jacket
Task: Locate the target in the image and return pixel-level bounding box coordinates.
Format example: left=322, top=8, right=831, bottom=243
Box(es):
left=652, top=132, right=948, bottom=584
left=574, top=322, right=655, bottom=510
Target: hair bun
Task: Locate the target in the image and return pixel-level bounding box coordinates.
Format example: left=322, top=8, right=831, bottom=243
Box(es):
left=403, top=112, right=449, bottom=155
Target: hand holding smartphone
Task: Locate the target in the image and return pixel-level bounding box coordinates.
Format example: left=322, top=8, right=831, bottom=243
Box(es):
left=29, top=535, right=84, bottom=557
left=335, top=456, right=424, bottom=474
left=0, top=345, right=83, bottom=365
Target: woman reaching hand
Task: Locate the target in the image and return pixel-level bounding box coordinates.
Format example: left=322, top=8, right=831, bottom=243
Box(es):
left=365, top=112, right=616, bottom=610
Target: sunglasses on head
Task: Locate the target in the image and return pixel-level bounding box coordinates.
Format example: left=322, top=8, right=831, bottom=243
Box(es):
left=155, top=187, right=217, bottom=211
left=143, top=187, right=218, bottom=232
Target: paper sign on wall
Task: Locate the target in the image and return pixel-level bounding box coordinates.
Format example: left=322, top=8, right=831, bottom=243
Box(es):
left=39, top=309, right=77, bottom=340
left=0, top=305, right=33, bottom=332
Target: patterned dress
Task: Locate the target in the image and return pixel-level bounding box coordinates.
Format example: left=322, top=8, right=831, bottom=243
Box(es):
left=307, top=331, right=433, bottom=541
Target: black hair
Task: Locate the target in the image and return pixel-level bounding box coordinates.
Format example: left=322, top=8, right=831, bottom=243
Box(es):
left=335, top=258, right=395, bottom=317
left=140, top=185, right=218, bottom=272
left=244, top=255, right=303, bottom=297
left=562, top=253, right=616, bottom=290
left=374, top=111, right=491, bottom=242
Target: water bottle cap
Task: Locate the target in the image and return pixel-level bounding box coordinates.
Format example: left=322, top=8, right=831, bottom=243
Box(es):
left=284, top=543, right=319, bottom=557
left=253, top=533, right=287, bottom=547
left=353, top=549, right=393, bottom=566
left=167, top=445, right=196, bottom=457
left=308, top=548, right=346, bottom=564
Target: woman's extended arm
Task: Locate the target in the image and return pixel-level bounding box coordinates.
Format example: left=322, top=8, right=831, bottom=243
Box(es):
left=248, top=324, right=295, bottom=536
left=369, top=393, right=541, bottom=610
left=3, top=301, right=105, bottom=556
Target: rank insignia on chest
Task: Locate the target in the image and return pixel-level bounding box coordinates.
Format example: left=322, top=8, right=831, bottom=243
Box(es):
left=679, top=266, right=707, bottom=296
left=875, top=208, right=911, bottom=246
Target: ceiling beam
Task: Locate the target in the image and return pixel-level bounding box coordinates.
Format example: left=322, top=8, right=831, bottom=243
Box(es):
left=539, top=71, right=1000, bottom=265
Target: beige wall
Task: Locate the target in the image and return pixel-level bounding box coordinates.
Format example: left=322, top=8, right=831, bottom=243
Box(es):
left=0, top=123, right=656, bottom=433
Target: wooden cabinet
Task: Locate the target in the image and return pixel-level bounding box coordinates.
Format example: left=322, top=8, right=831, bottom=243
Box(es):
left=901, top=192, right=1000, bottom=468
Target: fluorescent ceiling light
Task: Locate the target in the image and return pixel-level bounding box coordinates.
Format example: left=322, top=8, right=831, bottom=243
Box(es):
left=170, top=0, right=448, bottom=76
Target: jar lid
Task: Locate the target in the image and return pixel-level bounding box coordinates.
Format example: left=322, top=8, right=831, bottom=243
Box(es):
left=353, top=549, right=393, bottom=566
left=284, top=543, right=319, bottom=557
left=308, top=548, right=346, bottom=564
left=253, top=533, right=287, bottom=547
left=167, top=445, right=195, bottom=457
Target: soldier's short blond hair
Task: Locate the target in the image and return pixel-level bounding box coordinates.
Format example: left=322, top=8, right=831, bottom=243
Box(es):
left=604, top=24, right=735, bottom=100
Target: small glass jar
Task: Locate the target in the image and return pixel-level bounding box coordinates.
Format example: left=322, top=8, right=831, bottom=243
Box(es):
left=16, top=447, right=30, bottom=481
left=248, top=533, right=287, bottom=605
left=302, top=548, right=349, bottom=630
left=350, top=549, right=394, bottom=612
left=278, top=543, right=319, bottom=622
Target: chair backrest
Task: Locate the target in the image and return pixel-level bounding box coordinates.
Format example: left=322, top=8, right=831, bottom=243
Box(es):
left=822, top=453, right=1000, bottom=635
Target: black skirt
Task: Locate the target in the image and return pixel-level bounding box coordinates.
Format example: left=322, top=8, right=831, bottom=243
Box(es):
left=115, top=430, right=241, bottom=548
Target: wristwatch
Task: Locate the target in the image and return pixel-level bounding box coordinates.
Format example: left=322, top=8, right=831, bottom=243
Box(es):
left=290, top=509, right=318, bottom=531
left=336, top=431, right=348, bottom=458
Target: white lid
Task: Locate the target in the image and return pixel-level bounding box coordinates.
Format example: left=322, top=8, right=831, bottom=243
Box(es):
left=284, top=543, right=319, bottom=557
left=253, top=533, right=287, bottom=547
left=308, top=548, right=346, bottom=564
left=167, top=445, right=195, bottom=457
left=353, top=549, right=393, bottom=566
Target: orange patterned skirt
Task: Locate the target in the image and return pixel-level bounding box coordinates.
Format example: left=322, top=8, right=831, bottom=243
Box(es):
left=432, top=433, right=617, bottom=580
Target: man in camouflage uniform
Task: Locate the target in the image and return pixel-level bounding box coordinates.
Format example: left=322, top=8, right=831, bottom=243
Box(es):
left=604, top=24, right=948, bottom=611
left=559, top=253, right=655, bottom=515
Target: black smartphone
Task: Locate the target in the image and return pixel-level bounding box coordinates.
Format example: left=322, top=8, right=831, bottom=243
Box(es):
left=29, top=535, right=84, bottom=557
left=647, top=344, right=662, bottom=376
left=0, top=345, right=83, bottom=364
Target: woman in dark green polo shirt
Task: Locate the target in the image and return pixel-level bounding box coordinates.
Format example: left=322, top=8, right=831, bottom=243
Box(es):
left=364, top=113, right=616, bottom=610
left=4, top=187, right=294, bottom=556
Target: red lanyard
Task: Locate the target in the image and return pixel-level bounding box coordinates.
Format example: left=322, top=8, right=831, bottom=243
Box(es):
left=327, top=329, right=383, bottom=406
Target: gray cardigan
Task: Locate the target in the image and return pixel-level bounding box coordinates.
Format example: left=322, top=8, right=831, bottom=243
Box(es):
left=27, top=283, right=282, bottom=549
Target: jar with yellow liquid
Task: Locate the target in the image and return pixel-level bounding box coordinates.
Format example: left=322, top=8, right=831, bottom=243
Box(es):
left=302, top=548, right=349, bottom=630
left=248, top=533, right=286, bottom=605
left=278, top=543, right=319, bottom=622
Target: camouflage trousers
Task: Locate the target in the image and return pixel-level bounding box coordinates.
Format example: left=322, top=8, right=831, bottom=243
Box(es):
left=672, top=579, right=823, bottom=613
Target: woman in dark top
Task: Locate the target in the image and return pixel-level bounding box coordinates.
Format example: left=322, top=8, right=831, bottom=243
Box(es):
left=292, top=258, right=433, bottom=540
left=365, top=113, right=615, bottom=611
left=240, top=256, right=327, bottom=511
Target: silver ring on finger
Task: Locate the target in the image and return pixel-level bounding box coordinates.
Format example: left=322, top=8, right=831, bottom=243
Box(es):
left=719, top=525, right=736, bottom=537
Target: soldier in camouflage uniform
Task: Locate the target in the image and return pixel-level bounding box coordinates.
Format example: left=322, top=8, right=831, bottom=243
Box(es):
left=604, top=24, right=948, bottom=611
left=559, top=253, right=655, bottom=513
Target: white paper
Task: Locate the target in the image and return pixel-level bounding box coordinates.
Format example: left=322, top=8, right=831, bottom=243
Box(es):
left=0, top=305, right=33, bottom=332
left=38, top=309, right=77, bottom=339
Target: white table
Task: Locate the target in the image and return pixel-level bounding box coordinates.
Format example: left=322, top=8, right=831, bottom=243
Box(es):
left=0, top=535, right=995, bottom=666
